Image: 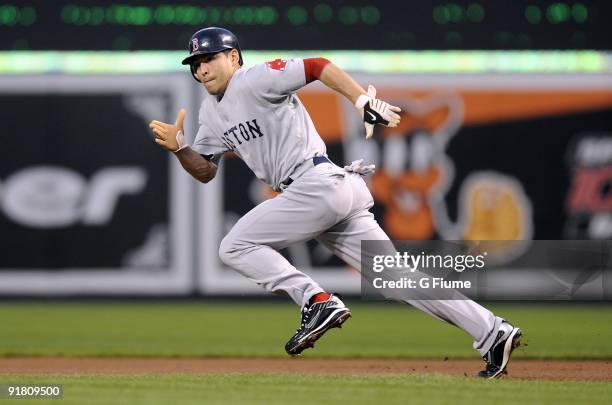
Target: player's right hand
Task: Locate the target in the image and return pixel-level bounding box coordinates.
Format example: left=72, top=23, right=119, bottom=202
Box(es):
left=355, top=85, right=401, bottom=139
left=149, top=109, right=189, bottom=153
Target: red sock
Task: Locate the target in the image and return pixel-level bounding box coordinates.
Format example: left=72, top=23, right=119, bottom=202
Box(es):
left=309, top=292, right=331, bottom=305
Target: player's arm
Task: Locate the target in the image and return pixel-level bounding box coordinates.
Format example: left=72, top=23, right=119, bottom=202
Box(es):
left=312, top=60, right=365, bottom=105
left=174, top=148, right=217, bottom=183
left=149, top=109, right=217, bottom=183
left=305, top=58, right=401, bottom=139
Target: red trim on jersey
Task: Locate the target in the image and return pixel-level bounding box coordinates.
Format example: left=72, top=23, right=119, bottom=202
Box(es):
left=303, top=57, right=331, bottom=84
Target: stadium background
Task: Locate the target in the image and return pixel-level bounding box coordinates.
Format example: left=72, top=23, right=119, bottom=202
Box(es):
left=0, top=1, right=611, bottom=404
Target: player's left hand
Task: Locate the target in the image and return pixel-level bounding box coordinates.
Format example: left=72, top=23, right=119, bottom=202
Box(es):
left=344, top=159, right=376, bottom=176
left=149, top=109, right=189, bottom=153
left=355, top=85, right=401, bottom=139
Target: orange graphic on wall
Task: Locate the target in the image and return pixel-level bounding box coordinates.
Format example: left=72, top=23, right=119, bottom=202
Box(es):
left=297, top=87, right=612, bottom=242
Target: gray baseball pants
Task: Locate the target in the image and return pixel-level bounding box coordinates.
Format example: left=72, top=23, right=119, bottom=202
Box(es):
left=218, top=161, right=504, bottom=355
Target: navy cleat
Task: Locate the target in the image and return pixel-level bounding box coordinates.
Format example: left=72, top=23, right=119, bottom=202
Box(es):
left=478, top=321, right=522, bottom=379
left=285, top=294, right=351, bottom=356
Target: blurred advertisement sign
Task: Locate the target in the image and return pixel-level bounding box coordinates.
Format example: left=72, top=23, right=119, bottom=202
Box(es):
left=2, top=166, right=146, bottom=229
left=348, top=80, right=612, bottom=244
left=0, top=75, right=194, bottom=295
left=566, top=135, right=612, bottom=239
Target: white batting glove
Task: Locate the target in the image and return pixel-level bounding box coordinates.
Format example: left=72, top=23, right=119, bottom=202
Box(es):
left=355, top=85, right=401, bottom=139
left=344, top=159, right=376, bottom=176
left=149, top=109, right=189, bottom=153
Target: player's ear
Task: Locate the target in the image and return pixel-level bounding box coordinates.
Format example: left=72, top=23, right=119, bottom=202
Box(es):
left=230, top=49, right=240, bottom=67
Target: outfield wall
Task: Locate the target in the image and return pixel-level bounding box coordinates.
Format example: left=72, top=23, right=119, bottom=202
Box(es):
left=1, top=53, right=611, bottom=297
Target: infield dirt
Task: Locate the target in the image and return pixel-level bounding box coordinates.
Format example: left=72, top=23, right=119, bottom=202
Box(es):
left=1, top=358, right=610, bottom=381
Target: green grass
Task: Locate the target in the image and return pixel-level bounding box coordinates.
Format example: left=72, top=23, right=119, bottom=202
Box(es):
left=2, top=373, right=611, bottom=405
left=1, top=301, right=611, bottom=359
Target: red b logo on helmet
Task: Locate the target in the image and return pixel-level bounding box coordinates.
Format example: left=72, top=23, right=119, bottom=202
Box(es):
left=191, top=38, right=199, bottom=52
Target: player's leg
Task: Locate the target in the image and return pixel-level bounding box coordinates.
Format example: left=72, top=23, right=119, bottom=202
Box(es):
left=219, top=164, right=354, bottom=355
left=219, top=195, right=324, bottom=308
left=316, top=173, right=514, bottom=360
left=218, top=163, right=354, bottom=308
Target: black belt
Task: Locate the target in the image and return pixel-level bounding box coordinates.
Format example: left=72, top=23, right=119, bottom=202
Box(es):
left=280, top=156, right=331, bottom=188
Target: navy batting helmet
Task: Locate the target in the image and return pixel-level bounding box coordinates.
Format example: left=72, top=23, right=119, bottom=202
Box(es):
left=182, top=27, right=243, bottom=81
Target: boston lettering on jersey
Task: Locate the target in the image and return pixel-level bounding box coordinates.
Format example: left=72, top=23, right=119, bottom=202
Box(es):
left=220, top=119, right=264, bottom=151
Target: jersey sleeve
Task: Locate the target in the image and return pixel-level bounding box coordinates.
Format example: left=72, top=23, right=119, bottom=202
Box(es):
left=244, top=58, right=307, bottom=100
left=191, top=108, right=228, bottom=166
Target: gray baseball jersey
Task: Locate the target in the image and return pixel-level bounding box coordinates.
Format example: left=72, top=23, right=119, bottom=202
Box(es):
left=192, top=58, right=326, bottom=191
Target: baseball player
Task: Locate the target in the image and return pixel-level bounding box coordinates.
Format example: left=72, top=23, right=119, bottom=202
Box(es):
left=149, top=27, right=522, bottom=379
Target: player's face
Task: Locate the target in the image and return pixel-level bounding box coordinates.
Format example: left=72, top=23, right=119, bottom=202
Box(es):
left=193, top=51, right=237, bottom=95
